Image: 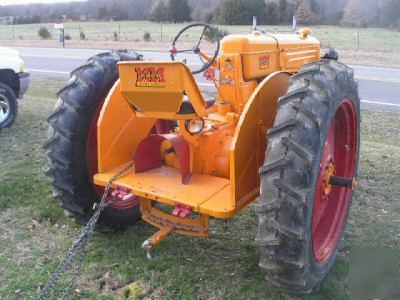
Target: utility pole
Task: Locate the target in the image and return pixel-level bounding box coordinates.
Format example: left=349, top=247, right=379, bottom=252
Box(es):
left=253, top=16, right=257, bottom=31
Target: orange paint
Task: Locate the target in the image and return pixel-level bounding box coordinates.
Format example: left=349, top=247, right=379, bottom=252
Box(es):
left=94, top=30, right=320, bottom=234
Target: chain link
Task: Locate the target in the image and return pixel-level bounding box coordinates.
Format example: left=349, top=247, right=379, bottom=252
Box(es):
left=38, top=162, right=135, bottom=300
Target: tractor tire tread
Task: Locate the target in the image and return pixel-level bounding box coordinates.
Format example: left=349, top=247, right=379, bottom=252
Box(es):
left=45, top=50, right=143, bottom=231
left=257, top=60, right=360, bottom=294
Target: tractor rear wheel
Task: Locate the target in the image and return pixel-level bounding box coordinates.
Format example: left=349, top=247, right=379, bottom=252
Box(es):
left=256, top=60, right=360, bottom=294
left=45, top=50, right=143, bottom=230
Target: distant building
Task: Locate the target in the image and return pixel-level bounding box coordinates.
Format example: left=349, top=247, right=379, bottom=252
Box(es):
left=0, top=16, right=14, bottom=25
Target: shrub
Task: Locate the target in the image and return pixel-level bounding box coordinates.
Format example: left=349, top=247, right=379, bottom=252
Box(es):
left=38, top=27, right=51, bottom=39
left=143, top=31, right=151, bottom=42
left=79, top=31, right=86, bottom=40
left=64, top=34, right=71, bottom=40
left=204, top=28, right=229, bottom=43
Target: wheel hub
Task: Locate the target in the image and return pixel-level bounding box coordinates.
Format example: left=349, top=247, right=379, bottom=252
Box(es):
left=312, top=99, right=357, bottom=263
left=321, top=159, right=335, bottom=198
left=0, top=94, right=10, bottom=123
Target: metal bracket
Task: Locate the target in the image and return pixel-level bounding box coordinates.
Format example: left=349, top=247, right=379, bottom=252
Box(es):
left=140, top=198, right=209, bottom=259
left=142, top=226, right=174, bottom=260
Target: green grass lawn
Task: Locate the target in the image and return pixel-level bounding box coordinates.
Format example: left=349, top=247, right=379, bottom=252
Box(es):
left=1, top=21, right=400, bottom=52
left=0, top=76, right=399, bottom=299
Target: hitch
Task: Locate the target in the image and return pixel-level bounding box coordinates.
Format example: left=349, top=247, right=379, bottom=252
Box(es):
left=140, top=198, right=209, bottom=259
left=142, top=226, right=174, bottom=260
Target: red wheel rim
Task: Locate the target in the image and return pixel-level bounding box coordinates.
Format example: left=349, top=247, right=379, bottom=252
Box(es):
left=312, top=99, right=358, bottom=263
left=86, top=99, right=139, bottom=209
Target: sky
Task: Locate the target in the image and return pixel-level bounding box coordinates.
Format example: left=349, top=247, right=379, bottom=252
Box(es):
left=0, top=0, right=86, bottom=5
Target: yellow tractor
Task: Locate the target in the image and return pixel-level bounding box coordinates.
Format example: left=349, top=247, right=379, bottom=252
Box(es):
left=45, top=23, right=360, bottom=294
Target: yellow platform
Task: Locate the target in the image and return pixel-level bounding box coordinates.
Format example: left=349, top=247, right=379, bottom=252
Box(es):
left=93, top=163, right=236, bottom=218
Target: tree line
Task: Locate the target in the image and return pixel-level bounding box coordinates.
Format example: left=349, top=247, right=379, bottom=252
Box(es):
left=0, top=0, right=399, bottom=28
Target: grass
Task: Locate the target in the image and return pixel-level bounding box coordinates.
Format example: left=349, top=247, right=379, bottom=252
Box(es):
left=0, top=76, right=399, bottom=299
left=1, top=21, right=400, bottom=52
left=2, top=21, right=400, bottom=68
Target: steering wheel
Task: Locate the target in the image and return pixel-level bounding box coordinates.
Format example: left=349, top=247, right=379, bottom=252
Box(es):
left=170, top=23, right=220, bottom=75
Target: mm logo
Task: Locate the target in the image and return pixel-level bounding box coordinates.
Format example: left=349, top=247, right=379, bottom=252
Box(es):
left=259, top=55, right=270, bottom=69
left=135, top=67, right=166, bottom=87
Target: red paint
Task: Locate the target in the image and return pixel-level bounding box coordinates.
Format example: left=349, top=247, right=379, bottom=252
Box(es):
left=155, top=120, right=172, bottom=134
left=86, top=98, right=139, bottom=210
left=135, top=67, right=166, bottom=87
left=163, top=134, right=191, bottom=184
left=312, top=99, right=358, bottom=263
left=259, top=55, right=270, bottom=68
left=172, top=203, right=193, bottom=218
left=134, top=135, right=165, bottom=173
left=109, top=185, right=139, bottom=209
left=170, top=44, right=177, bottom=54
left=204, top=67, right=216, bottom=81
left=134, top=134, right=191, bottom=185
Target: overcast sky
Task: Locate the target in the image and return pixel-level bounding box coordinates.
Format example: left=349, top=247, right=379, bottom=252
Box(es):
left=0, top=0, right=86, bottom=5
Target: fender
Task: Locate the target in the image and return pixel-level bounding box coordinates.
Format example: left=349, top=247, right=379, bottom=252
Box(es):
left=230, top=71, right=290, bottom=206
left=0, top=69, right=19, bottom=96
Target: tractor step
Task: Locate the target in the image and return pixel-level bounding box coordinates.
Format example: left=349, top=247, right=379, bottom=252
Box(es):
left=93, top=162, right=235, bottom=218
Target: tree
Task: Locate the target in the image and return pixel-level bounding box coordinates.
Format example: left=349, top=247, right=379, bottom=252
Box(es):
left=168, top=0, right=191, bottom=23
left=295, top=0, right=319, bottom=25
left=265, top=2, right=279, bottom=25
left=342, top=0, right=375, bottom=27
left=97, top=6, right=107, bottom=20
left=216, top=0, right=241, bottom=25
left=278, top=0, right=288, bottom=23
left=243, top=0, right=266, bottom=24
left=107, top=1, right=128, bottom=21
left=382, top=0, right=400, bottom=28
left=38, top=26, right=51, bottom=39
left=216, top=0, right=266, bottom=25
left=151, top=1, right=168, bottom=22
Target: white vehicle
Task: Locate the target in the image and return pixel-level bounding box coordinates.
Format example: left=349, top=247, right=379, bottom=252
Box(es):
left=0, top=47, right=30, bottom=129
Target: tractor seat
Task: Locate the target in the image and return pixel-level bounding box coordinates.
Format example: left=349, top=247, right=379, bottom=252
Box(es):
left=178, top=97, right=215, bottom=114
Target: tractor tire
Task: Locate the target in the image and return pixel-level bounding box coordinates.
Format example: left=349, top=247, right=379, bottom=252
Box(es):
left=256, top=60, right=360, bottom=294
left=45, top=50, right=143, bottom=230
left=0, top=82, right=18, bottom=129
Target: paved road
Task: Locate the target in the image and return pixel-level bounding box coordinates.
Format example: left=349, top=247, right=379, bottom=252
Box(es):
left=15, top=46, right=400, bottom=112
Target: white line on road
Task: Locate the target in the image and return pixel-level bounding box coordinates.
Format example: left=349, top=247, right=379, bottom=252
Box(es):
left=23, top=54, right=86, bottom=59
left=27, top=68, right=69, bottom=75
left=357, top=76, right=400, bottom=84
left=360, top=100, right=400, bottom=108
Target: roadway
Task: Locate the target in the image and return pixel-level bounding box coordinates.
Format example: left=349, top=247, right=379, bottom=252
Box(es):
left=15, top=46, right=400, bottom=112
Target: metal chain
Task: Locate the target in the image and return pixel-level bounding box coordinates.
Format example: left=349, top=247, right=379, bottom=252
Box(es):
left=38, top=162, right=135, bottom=300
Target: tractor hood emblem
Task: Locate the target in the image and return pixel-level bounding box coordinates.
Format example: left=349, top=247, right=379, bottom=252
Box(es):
left=259, top=55, right=270, bottom=69
left=135, top=67, right=166, bottom=87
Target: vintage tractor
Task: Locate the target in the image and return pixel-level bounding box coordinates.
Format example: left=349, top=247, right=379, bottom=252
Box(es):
left=45, top=23, right=360, bottom=294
